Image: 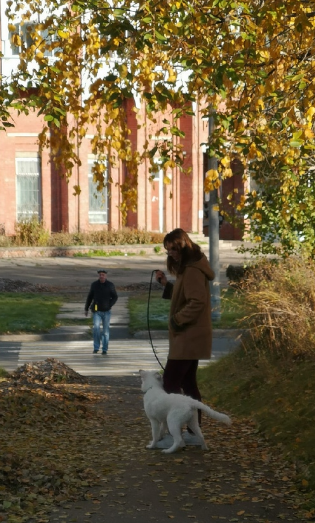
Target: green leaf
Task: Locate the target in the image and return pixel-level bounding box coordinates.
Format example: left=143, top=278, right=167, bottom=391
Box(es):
left=154, top=30, right=167, bottom=42
left=104, top=74, right=118, bottom=82
left=170, top=126, right=185, bottom=138
left=149, top=146, right=158, bottom=158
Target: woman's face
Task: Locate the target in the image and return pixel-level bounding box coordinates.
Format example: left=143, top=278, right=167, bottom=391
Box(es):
left=165, top=242, right=180, bottom=261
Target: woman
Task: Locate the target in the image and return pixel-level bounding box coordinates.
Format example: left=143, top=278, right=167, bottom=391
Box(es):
left=156, top=228, right=215, bottom=422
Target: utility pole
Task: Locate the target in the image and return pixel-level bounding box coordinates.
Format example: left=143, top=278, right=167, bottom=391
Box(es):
left=208, top=114, right=221, bottom=321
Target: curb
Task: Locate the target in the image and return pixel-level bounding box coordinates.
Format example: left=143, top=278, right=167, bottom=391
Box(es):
left=0, top=240, right=252, bottom=260
left=111, top=328, right=246, bottom=340
left=0, top=328, right=246, bottom=343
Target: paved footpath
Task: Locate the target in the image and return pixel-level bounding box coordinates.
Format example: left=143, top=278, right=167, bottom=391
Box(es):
left=0, top=244, right=306, bottom=523
left=0, top=296, right=244, bottom=375
left=0, top=242, right=248, bottom=374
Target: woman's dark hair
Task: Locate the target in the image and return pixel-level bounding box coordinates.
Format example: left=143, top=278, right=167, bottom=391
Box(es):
left=163, top=228, right=203, bottom=275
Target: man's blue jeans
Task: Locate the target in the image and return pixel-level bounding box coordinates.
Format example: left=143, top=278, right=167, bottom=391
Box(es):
left=93, top=310, right=111, bottom=353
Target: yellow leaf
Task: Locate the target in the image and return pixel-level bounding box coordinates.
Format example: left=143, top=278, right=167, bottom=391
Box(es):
left=121, top=64, right=128, bottom=79
left=73, top=185, right=81, bottom=196
left=57, top=29, right=69, bottom=38
left=205, top=169, right=219, bottom=181
left=221, top=156, right=230, bottom=167
left=164, top=160, right=176, bottom=169
left=305, top=128, right=314, bottom=139
left=306, top=107, right=315, bottom=122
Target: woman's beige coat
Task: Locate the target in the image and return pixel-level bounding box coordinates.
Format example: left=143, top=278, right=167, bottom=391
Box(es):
left=163, top=254, right=215, bottom=360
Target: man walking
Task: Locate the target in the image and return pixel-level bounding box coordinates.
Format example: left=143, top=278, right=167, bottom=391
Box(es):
left=84, top=269, right=118, bottom=354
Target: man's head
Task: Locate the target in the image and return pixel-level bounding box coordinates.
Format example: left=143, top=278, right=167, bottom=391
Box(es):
left=97, top=269, right=107, bottom=283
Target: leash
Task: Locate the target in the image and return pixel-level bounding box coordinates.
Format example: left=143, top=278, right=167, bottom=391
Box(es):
left=147, top=270, right=165, bottom=371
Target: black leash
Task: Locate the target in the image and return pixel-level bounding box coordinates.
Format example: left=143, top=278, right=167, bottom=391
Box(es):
left=147, top=270, right=165, bottom=370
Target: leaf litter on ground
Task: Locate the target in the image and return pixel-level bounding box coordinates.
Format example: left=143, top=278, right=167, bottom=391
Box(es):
left=0, top=359, right=312, bottom=523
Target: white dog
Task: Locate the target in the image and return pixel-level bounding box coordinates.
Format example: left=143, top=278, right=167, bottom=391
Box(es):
left=139, top=369, right=232, bottom=454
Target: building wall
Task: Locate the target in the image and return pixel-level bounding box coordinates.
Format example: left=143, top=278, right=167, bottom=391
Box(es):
left=0, top=101, right=210, bottom=235
left=0, top=100, right=246, bottom=238
left=0, top=0, right=245, bottom=240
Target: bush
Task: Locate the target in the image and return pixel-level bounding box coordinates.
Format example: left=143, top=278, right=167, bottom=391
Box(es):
left=4, top=226, right=164, bottom=248
left=46, top=228, right=164, bottom=247
left=15, top=219, right=50, bottom=246
left=237, top=257, right=315, bottom=358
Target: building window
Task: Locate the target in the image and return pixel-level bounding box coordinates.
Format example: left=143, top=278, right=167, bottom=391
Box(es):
left=88, top=160, right=108, bottom=224
left=9, top=23, right=58, bottom=57
left=16, top=158, right=41, bottom=221
left=9, top=23, right=36, bottom=55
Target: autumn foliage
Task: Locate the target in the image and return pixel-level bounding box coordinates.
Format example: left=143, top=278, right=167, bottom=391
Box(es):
left=2, top=0, right=315, bottom=253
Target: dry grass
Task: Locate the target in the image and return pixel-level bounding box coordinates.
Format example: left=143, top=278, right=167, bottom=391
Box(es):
left=199, top=256, right=315, bottom=515
left=0, top=221, right=165, bottom=248
left=237, top=257, right=315, bottom=357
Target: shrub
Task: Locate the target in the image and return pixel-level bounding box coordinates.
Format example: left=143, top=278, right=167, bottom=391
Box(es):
left=238, top=257, right=315, bottom=358
left=15, top=219, right=50, bottom=246
left=47, top=228, right=164, bottom=247
left=7, top=226, right=164, bottom=248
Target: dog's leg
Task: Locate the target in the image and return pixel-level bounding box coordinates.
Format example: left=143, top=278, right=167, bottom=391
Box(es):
left=159, top=421, right=168, bottom=440
left=187, top=415, right=208, bottom=450
left=146, top=418, right=161, bottom=449
left=162, top=417, right=185, bottom=454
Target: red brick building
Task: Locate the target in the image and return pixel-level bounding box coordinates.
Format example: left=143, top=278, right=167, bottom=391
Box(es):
left=0, top=96, right=245, bottom=238
left=0, top=0, right=244, bottom=239
left=0, top=0, right=245, bottom=239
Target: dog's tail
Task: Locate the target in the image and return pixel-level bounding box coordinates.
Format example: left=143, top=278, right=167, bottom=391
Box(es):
left=191, top=399, right=232, bottom=426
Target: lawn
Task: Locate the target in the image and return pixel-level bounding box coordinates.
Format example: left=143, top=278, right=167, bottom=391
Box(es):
left=128, top=287, right=247, bottom=333
left=0, top=293, right=62, bottom=334
left=198, top=346, right=315, bottom=513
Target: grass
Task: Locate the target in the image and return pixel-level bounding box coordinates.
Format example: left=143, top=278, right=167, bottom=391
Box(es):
left=73, top=249, right=136, bottom=257
left=128, top=287, right=247, bottom=333
left=198, top=346, right=315, bottom=511
left=197, top=257, right=315, bottom=514
left=0, top=368, right=9, bottom=379
left=129, top=291, right=170, bottom=333
left=0, top=293, right=62, bottom=334
left=212, top=287, right=248, bottom=328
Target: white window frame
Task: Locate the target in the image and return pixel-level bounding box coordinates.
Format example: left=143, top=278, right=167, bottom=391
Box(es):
left=8, top=22, right=59, bottom=57
left=9, top=22, right=36, bottom=56
left=151, top=159, right=164, bottom=233
left=16, top=156, right=42, bottom=222
left=88, top=159, right=108, bottom=224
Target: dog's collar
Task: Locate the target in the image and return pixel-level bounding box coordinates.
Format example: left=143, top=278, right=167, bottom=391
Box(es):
left=143, top=386, right=153, bottom=394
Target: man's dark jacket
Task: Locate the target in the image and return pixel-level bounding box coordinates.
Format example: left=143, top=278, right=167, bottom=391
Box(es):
left=85, top=280, right=118, bottom=312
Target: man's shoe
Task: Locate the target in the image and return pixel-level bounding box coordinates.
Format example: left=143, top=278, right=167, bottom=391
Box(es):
left=102, top=351, right=107, bottom=355
left=93, top=350, right=99, bottom=354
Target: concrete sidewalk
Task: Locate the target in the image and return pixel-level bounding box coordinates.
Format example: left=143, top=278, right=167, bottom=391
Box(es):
left=0, top=242, right=249, bottom=374
left=0, top=247, right=305, bottom=523
left=0, top=295, right=245, bottom=375
left=0, top=239, right=252, bottom=291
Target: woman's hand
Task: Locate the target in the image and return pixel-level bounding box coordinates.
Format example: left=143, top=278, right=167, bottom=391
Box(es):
left=155, top=270, right=167, bottom=286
